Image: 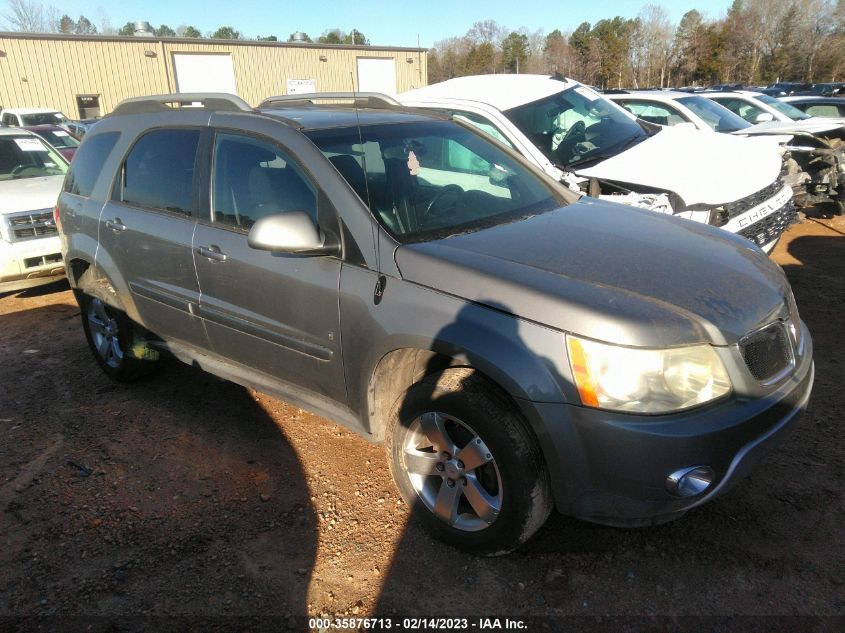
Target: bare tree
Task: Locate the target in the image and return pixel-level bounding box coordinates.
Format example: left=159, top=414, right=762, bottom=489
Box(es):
left=3, top=0, right=48, bottom=31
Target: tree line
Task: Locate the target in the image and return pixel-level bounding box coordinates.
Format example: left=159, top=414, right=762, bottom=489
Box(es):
left=1, top=0, right=370, bottom=45
left=429, top=0, right=845, bottom=88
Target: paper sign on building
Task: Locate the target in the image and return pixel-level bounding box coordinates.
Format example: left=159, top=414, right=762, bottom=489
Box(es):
left=287, top=79, right=316, bottom=95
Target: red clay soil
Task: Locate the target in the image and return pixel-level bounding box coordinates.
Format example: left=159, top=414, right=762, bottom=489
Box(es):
left=0, top=214, right=842, bottom=632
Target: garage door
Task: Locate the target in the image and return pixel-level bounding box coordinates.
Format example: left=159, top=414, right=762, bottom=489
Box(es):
left=357, top=58, right=396, bottom=95
left=173, top=54, right=237, bottom=94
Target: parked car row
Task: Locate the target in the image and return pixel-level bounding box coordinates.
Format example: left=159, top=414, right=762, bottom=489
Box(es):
left=606, top=88, right=845, bottom=212
left=47, top=81, right=814, bottom=555
left=399, top=76, right=800, bottom=251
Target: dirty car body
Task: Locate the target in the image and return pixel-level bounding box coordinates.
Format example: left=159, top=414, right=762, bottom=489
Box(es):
left=57, top=94, right=813, bottom=554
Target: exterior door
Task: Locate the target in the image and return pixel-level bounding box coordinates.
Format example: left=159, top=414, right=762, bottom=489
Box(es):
left=98, top=127, right=208, bottom=348
left=357, top=58, right=397, bottom=95
left=193, top=130, right=346, bottom=404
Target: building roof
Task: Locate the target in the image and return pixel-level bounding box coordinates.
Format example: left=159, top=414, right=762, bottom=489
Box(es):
left=0, top=30, right=426, bottom=52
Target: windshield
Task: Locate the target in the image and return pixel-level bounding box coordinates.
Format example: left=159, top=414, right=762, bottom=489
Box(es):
left=33, top=128, right=80, bottom=149
left=21, top=112, right=67, bottom=126
left=677, top=96, right=751, bottom=132
left=0, top=135, right=68, bottom=180
left=306, top=120, right=566, bottom=243
left=503, top=85, right=648, bottom=169
left=754, top=94, right=811, bottom=120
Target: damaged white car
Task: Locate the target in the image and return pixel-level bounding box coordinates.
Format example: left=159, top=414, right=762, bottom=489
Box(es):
left=703, top=90, right=845, bottom=212
left=604, top=91, right=812, bottom=205
left=399, top=75, right=795, bottom=252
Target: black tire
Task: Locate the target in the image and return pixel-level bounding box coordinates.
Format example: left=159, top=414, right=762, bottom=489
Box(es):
left=79, top=293, right=158, bottom=382
left=386, top=368, right=552, bottom=556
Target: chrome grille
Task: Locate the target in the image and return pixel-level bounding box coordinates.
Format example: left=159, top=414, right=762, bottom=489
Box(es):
left=740, top=322, right=793, bottom=382
left=6, top=210, right=57, bottom=242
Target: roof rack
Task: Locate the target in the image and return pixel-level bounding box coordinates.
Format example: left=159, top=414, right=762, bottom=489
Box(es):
left=259, top=92, right=400, bottom=110
left=111, top=93, right=254, bottom=116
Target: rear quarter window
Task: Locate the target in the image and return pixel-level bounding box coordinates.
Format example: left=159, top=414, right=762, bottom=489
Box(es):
left=63, top=131, right=120, bottom=197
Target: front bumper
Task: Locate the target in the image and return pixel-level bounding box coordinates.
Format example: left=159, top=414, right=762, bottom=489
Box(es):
left=1, top=235, right=65, bottom=292
left=722, top=183, right=795, bottom=251
left=528, top=331, right=814, bottom=524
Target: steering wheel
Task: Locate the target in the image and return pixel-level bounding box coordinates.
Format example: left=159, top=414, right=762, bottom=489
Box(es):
left=422, top=184, right=463, bottom=223
left=560, top=120, right=586, bottom=144
left=10, top=165, right=28, bottom=177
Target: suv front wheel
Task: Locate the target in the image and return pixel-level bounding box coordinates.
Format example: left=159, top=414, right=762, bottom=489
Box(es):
left=386, top=368, right=552, bottom=555
left=79, top=294, right=158, bottom=382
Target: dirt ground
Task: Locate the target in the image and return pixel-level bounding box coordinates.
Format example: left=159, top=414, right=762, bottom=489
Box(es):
left=0, top=213, right=843, bottom=633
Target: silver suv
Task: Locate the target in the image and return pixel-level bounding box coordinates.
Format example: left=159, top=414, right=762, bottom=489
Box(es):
left=56, top=93, right=814, bottom=555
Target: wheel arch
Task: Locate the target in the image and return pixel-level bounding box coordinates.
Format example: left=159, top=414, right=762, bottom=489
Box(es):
left=365, top=346, right=548, bottom=452
left=67, top=255, right=130, bottom=314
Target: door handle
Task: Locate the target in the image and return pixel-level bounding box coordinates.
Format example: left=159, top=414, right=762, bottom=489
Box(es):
left=105, top=218, right=126, bottom=232
left=197, top=245, right=228, bottom=262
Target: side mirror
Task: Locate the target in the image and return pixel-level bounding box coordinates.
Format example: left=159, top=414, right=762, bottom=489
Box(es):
left=247, top=212, right=337, bottom=255
left=755, top=112, right=774, bottom=123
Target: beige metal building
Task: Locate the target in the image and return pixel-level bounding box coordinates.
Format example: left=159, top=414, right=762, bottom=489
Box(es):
left=0, top=32, right=428, bottom=118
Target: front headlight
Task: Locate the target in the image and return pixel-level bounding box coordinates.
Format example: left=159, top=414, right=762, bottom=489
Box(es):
left=566, top=334, right=732, bottom=414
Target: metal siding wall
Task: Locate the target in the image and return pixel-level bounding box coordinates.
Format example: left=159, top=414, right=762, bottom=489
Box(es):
left=0, top=35, right=427, bottom=115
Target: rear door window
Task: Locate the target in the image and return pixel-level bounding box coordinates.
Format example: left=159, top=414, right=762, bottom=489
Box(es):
left=116, top=128, right=200, bottom=215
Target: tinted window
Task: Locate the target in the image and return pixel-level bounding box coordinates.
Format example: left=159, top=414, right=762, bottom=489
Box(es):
left=307, top=120, right=565, bottom=243
left=119, top=128, right=200, bottom=215
left=37, top=128, right=80, bottom=149
left=21, top=112, right=66, bottom=126
left=212, top=132, right=316, bottom=230
left=449, top=110, right=514, bottom=148
left=0, top=135, right=68, bottom=181
left=64, top=132, right=119, bottom=197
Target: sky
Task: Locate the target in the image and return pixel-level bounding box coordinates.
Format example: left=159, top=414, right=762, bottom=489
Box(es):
left=36, top=1, right=736, bottom=48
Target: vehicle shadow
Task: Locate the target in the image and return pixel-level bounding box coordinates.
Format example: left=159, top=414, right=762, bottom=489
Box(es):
left=0, top=278, right=69, bottom=300
left=0, top=301, right=317, bottom=630
left=371, top=281, right=841, bottom=623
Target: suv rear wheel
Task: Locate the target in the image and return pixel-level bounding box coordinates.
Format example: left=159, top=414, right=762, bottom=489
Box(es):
left=386, top=368, right=552, bottom=555
left=80, top=294, right=158, bottom=382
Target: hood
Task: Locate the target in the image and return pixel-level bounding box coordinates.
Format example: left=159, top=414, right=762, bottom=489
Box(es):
left=745, top=119, right=845, bottom=135
left=0, top=175, right=64, bottom=215
left=730, top=131, right=793, bottom=152
left=574, top=125, right=782, bottom=207
left=395, top=198, right=789, bottom=348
